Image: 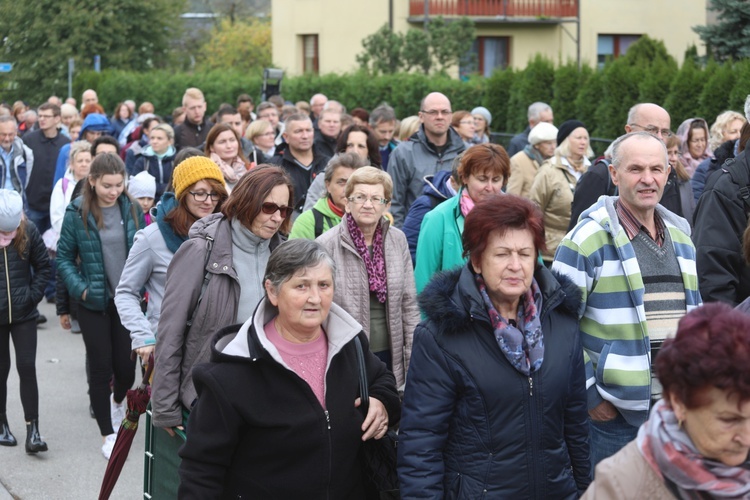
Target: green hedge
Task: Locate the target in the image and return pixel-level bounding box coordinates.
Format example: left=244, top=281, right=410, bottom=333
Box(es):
left=73, top=36, right=750, bottom=140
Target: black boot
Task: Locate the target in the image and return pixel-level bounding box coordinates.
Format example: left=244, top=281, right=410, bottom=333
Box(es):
left=0, top=413, right=16, bottom=446
left=25, top=419, right=47, bottom=453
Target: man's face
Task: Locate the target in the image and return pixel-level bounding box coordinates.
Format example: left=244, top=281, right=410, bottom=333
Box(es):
left=0, top=122, right=16, bottom=151
left=419, top=93, right=452, bottom=138
left=311, top=96, right=327, bottom=118
left=283, top=119, right=314, bottom=153
left=373, top=120, right=396, bottom=146
left=258, top=107, right=279, bottom=128
left=37, top=109, right=60, bottom=133
left=184, top=97, right=206, bottom=124
left=82, top=90, right=98, bottom=107
left=325, top=166, right=355, bottom=211
left=531, top=109, right=554, bottom=128
left=220, top=113, right=244, bottom=138
left=237, top=101, right=252, bottom=118
left=95, top=144, right=118, bottom=157
left=625, top=105, right=671, bottom=143
left=318, top=112, right=341, bottom=139
left=610, top=136, right=670, bottom=220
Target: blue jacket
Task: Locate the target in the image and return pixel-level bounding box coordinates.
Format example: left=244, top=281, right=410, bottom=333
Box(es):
left=402, top=170, right=455, bottom=264
left=54, top=114, right=112, bottom=184
left=691, top=139, right=736, bottom=204
left=399, top=265, right=591, bottom=499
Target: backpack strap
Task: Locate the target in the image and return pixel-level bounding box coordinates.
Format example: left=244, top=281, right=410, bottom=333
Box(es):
left=601, top=159, right=618, bottom=196
left=186, top=236, right=214, bottom=329
left=312, top=208, right=335, bottom=238
left=62, top=177, right=69, bottom=195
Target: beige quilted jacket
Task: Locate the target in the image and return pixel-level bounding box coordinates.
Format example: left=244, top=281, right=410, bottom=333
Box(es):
left=317, top=216, right=419, bottom=387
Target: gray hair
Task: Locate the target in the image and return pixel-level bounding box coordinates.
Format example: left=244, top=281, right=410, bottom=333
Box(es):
left=323, top=100, right=346, bottom=114
left=0, top=115, right=17, bottom=127
left=324, top=152, right=367, bottom=183
left=611, top=131, right=668, bottom=169
left=528, top=102, right=552, bottom=122
left=264, top=239, right=336, bottom=292
left=69, top=140, right=92, bottom=163
left=369, top=103, right=396, bottom=126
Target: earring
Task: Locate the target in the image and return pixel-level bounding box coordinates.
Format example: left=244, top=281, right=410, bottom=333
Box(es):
left=678, top=419, right=684, bottom=430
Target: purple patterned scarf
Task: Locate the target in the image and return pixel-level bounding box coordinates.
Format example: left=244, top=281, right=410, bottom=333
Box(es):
left=475, top=274, right=544, bottom=376
left=638, top=399, right=750, bottom=499
left=345, top=213, right=387, bottom=303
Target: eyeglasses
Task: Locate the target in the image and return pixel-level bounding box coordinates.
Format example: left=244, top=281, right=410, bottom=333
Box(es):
left=38, top=114, right=56, bottom=120
left=261, top=202, right=292, bottom=218
left=348, top=194, right=389, bottom=205
left=420, top=109, right=452, bottom=117
left=189, top=191, right=222, bottom=202
left=629, top=124, right=673, bottom=138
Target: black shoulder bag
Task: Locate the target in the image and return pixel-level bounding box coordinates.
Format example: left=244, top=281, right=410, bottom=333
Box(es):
left=354, top=336, right=400, bottom=498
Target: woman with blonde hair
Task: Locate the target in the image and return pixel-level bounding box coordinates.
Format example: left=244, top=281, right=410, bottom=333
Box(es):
left=245, top=119, right=274, bottom=163
left=708, top=110, right=746, bottom=151
left=397, top=116, right=420, bottom=142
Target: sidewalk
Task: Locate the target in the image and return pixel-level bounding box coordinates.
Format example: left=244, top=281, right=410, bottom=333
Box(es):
left=0, top=300, right=144, bottom=499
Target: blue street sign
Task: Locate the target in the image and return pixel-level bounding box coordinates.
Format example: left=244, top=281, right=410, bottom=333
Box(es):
left=0, top=63, right=12, bottom=73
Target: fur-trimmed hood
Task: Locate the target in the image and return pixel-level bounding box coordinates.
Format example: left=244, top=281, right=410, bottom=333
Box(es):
left=418, top=263, right=582, bottom=336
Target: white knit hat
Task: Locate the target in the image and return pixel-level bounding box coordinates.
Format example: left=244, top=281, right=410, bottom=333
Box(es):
left=528, top=122, right=559, bottom=146
left=129, top=171, right=156, bottom=199
left=0, top=190, right=23, bottom=232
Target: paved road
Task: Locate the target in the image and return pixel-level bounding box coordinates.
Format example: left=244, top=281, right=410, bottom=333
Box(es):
left=0, top=300, right=146, bottom=499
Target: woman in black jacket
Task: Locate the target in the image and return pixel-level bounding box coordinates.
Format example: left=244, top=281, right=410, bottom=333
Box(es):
left=0, top=190, right=51, bottom=453
left=398, top=194, right=591, bottom=499
left=178, top=239, right=400, bottom=499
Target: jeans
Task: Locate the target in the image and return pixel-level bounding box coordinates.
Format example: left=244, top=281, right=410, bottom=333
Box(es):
left=589, top=412, right=638, bottom=471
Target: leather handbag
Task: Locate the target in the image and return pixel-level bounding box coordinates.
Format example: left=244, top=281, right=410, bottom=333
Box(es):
left=354, top=336, right=400, bottom=497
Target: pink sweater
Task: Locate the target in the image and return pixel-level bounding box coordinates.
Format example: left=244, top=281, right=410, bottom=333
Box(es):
left=265, top=320, right=328, bottom=408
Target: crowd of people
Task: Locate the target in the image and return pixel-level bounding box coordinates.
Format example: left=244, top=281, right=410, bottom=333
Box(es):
left=0, top=86, right=750, bottom=499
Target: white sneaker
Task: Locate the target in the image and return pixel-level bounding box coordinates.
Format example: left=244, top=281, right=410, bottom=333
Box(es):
left=110, top=394, right=126, bottom=433
left=101, top=433, right=117, bottom=460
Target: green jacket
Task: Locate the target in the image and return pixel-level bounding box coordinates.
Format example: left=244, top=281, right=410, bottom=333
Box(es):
left=414, top=193, right=465, bottom=293
left=57, top=195, right=144, bottom=312
left=289, top=196, right=342, bottom=240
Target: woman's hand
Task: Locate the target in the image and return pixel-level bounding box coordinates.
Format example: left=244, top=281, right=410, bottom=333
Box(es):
left=59, top=314, right=71, bottom=330
left=356, top=396, right=389, bottom=441
left=81, top=289, right=87, bottom=301
left=164, top=425, right=184, bottom=438
left=135, top=345, right=155, bottom=365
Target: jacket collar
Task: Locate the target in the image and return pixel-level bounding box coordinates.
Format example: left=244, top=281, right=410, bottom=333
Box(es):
left=580, top=195, right=691, bottom=239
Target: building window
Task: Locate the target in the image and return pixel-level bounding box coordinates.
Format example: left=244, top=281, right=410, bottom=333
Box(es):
left=302, top=35, right=319, bottom=74
left=460, top=36, right=510, bottom=79
left=597, top=35, right=640, bottom=68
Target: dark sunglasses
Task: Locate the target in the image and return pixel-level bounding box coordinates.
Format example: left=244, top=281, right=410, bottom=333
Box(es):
left=261, top=202, right=292, bottom=218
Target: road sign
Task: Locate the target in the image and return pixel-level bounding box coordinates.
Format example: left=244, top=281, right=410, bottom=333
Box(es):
left=0, top=63, right=12, bottom=73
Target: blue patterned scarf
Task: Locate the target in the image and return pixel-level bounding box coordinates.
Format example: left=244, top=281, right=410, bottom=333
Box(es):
left=475, top=274, right=544, bottom=376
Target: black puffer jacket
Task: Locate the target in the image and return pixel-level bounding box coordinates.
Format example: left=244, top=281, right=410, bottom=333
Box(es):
left=398, top=264, right=591, bottom=499
left=0, top=221, right=51, bottom=325
left=179, top=299, right=401, bottom=499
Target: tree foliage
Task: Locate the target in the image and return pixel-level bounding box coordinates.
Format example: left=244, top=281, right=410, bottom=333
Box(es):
left=0, top=0, right=185, bottom=103
left=664, top=56, right=707, bottom=128
left=357, top=18, right=475, bottom=76
left=196, top=17, right=271, bottom=73
left=693, top=0, right=750, bottom=62
left=505, top=55, right=554, bottom=132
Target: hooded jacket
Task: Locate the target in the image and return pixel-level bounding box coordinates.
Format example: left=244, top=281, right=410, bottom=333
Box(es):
left=402, top=170, right=455, bottom=263
left=552, top=196, right=701, bottom=426
left=115, top=193, right=183, bottom=351
left=178, top=299, right=401, bottom=500
left=131, top=145, right=176, bottom=200
left=316, top=214, right=418, bottom=387
left=0, top=137, right=33, bottom=197
left=152, top=213, right=284, bottom=428
left=692, top=150, right=750, bottom=305
left=53, top=113, right=112, bottom=185
left=398, top=264, right=591, bottom=499
left=691, top=139, right=736, bottom=204
left=0, top=221, right=51, bottom=325
left=57, top=194, right=144, bottom=312
left=676, top=118, right=712, bottom=179
left=389, top=126, right=465, bottom=227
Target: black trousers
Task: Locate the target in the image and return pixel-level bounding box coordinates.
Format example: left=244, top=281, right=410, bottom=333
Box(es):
left=78, top=300, right=135, bottom=436
left=0, top=319, right=39, bottom=421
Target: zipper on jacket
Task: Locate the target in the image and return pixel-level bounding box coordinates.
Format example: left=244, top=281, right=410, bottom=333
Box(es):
left=324, top=409, right=332, bottom=500
left=528, top=376, right=533, bottom=396
left=3, top=248, right=10, bottom=324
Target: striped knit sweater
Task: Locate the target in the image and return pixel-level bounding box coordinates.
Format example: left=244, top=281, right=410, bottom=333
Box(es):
left=551, top=196, right=701, bottom=427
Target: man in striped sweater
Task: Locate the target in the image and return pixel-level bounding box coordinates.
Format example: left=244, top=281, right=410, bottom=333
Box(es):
left=552, top=131, right=701, bottom=468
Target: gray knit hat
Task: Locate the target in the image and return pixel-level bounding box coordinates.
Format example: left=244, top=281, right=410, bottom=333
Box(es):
left=471, top=106, right=492, bottom=127
left=0, top=190, right=23, bottom=232
left=129, top=171, right=156, bottom=199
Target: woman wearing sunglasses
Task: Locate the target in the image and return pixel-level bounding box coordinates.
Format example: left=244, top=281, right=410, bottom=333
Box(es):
left=114, top=155, right=227, bottom=367
left=151, top=165, right=293, bottom=436
left=317, top=167, right=419, bottom=388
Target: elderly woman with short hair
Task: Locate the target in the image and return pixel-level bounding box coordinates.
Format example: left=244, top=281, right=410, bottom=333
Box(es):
left=316, top=166, right=418, bottom=388
left=414, top=143, right=510, bottom=292
left=583, top=302, right=750, bottom=499
left=507, top=122, right=558, bottom=199
left=399, top=194, right=591, bottom=498
left=178, top=239, right=400, bottom=498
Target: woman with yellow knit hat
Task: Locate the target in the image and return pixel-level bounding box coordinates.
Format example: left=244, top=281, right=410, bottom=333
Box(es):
left=151, top=164, right=293, bottom=437
left=114, top=154, right=228, bottom=369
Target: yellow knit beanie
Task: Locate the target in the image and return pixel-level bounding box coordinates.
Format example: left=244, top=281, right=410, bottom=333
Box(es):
left=172, top=156, right=226, bottom=199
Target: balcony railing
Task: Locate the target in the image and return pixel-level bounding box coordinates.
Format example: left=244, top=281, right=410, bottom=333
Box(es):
left=409, top=0, right=578, bottom=18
